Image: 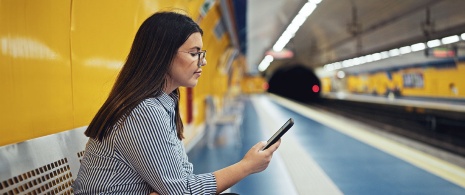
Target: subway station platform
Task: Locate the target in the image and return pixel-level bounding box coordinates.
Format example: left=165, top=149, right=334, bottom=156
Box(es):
left=188, top=93, right=465, bottom=195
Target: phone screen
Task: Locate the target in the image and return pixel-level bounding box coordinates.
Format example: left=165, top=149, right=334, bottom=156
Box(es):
left=262, top=118, right=294, bottom=150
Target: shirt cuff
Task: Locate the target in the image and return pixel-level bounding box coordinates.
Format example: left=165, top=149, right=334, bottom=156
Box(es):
left=187, top=173, right=217, bottom=194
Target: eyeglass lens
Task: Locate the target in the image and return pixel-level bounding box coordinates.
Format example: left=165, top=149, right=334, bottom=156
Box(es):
left=198, top=51, right=206, bottom=67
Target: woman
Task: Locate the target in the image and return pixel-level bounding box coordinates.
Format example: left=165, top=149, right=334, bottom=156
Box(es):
left=72, top=11, right=280, bottom=195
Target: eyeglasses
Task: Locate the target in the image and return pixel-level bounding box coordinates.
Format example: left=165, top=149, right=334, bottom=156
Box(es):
left=178, top=50, right=207, bottom=67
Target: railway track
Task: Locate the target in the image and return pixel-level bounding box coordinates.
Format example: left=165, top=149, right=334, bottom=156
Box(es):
left=308, top=98, right=465, bottom=158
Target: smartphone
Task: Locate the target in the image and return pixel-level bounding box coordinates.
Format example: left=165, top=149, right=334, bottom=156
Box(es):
left=262, top=118, right=294, bottom=150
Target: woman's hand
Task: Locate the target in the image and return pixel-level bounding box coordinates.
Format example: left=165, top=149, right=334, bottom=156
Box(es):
left=240, top=139, right=281, bottom=175
left=213, top=139, right=281, bottom=193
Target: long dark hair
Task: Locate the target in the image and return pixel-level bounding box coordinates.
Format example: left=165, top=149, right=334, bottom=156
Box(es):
left=85, top=11, right=203, bottom=141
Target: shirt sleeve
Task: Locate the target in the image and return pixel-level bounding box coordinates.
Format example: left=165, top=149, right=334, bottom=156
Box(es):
left=115, top=103, right=217, bottom=195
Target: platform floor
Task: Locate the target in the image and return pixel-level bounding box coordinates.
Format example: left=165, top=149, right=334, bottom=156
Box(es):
left=187, top=94, right=465, bottom=195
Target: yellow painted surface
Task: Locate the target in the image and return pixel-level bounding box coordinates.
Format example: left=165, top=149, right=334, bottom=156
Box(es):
left=70, top=1, right=188, bottom=127
left=242, top=75, right=267, bottom=94
left=320, top=77, right=331, bottom=93
left=345, top=62, right=464, bottom=98
left=399, top=63, right=465, bottom=98
left=192, top=4, right=231, bottom=125
left=0, top=0, right=235, bottom=146
left=0, top=0, right=74, bottom=144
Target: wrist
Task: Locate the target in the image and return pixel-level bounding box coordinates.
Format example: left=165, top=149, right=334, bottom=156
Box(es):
left=236, top=160, right=252, bottom=176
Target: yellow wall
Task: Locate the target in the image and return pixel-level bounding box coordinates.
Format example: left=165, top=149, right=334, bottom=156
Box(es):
left=191, top=4, right=231, bottom=125
left=320, top=77, right=331, bottom=93
left=242, top=75, right=267, bottom=94
left=0, top=0, right=235, bottom=146
left=1, top=0, right=74, bottom=145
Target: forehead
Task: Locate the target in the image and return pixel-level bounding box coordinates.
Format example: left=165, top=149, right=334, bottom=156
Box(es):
left=180, top=32, right=203, bottom=50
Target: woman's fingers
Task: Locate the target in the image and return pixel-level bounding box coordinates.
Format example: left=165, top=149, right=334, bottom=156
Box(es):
left=268, top=139, right=281, bottom=152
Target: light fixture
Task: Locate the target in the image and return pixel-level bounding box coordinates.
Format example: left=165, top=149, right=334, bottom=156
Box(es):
left=258, top=55, right=274, bottom=72
left=441, top=35, right=460, bottom=44
left=427, top=39, right=441, bottom=48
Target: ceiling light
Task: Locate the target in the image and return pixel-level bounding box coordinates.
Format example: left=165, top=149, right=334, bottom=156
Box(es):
left=389, top=48, right=400, bottom=56
left=427, top=39, right=441, bottom=47
left=371, top=53, right=381, bottom=61
left=364, top=54, right=373, bottom=62
left=272, top=2, right=316, bottom=52
left=410, top=43, right=426, bottom=52
left=258, top=55, right=274, bottom=71
left=441, top=35, right=460, bottom=44
left=380, top=51, right=389, bottom=59
left=399, top=46, right=411, bottom=54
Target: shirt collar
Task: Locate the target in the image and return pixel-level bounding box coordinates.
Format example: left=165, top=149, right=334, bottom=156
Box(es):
left=157, top=91, right=176, bottom=107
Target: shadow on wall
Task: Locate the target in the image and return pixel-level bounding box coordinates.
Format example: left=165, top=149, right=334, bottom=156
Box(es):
left=267, top=65, right=321, bottom=102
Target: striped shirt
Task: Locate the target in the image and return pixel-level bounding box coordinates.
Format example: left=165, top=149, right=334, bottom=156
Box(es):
left=73, top=92, right=217, bottom=194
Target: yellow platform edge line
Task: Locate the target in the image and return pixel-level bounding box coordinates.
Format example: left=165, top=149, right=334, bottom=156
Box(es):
left=268, top=94, right=465, bottom=188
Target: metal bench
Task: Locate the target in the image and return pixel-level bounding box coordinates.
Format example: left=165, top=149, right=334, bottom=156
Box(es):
left=0, top=127, right=88, bottom=195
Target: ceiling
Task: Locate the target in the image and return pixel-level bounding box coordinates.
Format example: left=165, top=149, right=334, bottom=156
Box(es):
left=243, top=0, right=465, bottom=77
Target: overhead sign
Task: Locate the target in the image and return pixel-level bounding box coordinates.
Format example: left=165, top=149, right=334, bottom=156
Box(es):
left=425, top=47, right=457, bottom=58
left=265, top=48, right=294, bottom=59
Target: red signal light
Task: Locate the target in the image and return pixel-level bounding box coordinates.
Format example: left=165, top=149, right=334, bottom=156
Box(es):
left=263, top=82, right=269, bottom=90
left=312, top=85, right=319, bottom=93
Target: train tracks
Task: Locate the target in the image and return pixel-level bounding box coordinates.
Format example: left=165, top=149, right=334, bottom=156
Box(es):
left=308, top=98, right=465, bottom=158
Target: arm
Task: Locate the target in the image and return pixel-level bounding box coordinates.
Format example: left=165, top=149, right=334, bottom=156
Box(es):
left=213, top=139, right=281, bottom=194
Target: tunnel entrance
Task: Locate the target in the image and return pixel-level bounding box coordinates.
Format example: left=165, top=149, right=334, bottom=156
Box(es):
left=267, top=65, right=321, bottom=102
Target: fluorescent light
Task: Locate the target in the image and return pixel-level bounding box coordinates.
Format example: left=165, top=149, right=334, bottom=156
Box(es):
left=352, top=57, right=360, bottom=66
left=427, top=39, right=441, bottom=47
left=371, top=53, right=381, bottom=61
left=441, top=35, right=460, bottom=44
left=309, top=0, right=322, bottom=4
left=258, top=55, right=274, bottom=72
left=358, top=56, right=366, bottom=64
left=399, top=46, right=411, bottom=54
left=410, top=43, right=426, bottom=52
left=461, top=33, right=465, bottom=40
left=272, top=2, right=316, bottom=51
left=389, top=48, right=400, bottom=56
left=324, top=64, right=334, bottom=71
left=364, top=54, right=373, bottom=62
left=380, top=51, right=389, bottom=59
left=342, top=59, right=352, bottom=67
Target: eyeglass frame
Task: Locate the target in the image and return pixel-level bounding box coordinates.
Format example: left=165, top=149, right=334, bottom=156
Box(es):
left=177, top=50, right=207, bottom=67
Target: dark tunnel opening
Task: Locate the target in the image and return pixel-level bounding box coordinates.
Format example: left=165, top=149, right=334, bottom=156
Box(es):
left=267, top=65, right=321, bottom=102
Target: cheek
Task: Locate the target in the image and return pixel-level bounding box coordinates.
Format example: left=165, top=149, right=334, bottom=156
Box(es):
left=174, top=56, right=194, bottom=69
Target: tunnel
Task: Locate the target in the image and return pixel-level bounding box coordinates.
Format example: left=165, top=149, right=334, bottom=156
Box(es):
left=267, top=65, right=321, bottom=102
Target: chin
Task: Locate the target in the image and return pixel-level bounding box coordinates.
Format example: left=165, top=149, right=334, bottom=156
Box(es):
left=185, top=81, right=199, bottom=88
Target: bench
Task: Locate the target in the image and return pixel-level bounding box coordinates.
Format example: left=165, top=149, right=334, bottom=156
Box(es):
left=205, top=95, right=245, bottom=148
left=0, top=96, right=245, bottom=194
left=0, top=127, right=88, bottom=195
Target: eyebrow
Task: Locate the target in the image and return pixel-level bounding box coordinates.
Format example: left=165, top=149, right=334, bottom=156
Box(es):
left=189, top=46, right=201, bottom=51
